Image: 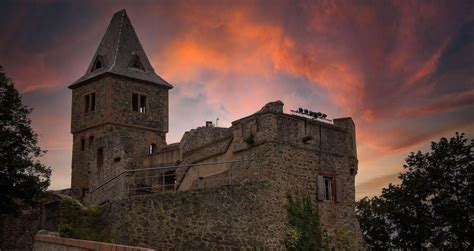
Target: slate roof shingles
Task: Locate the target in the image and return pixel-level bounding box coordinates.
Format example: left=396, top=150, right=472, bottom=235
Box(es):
left=69, top=9, right=172, bottom=89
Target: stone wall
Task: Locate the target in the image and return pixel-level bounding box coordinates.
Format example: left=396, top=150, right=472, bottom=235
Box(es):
left=132, top=101, right=365, bottom=248
left=111, top=77, right=169, bottom=133
left=143, top=143, right=180, bottom=167
left=70, top=75, right=169, bottom=134
left=180, top=126, right=231, bottom=154
left=70, top=77, right=108, bottom=191
left=77, top=101, right=364, bottom=248
left=70, top=77, right=107, bottom=133
left=85, top=126, right=166, bottom=203
left=101, top=181, right=287, bottom=250
left=0, top=209, right=41, bottom=250
left=98, top=140, right=363, bottom=249
left=270, top=143, right=363, bottom=245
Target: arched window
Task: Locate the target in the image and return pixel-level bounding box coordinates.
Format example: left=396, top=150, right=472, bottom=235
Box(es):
left=149, top=143, right=157, bottom=154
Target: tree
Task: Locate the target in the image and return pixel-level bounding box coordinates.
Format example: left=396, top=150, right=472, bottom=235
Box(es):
left=0, top=66, right=51, bottom=214
left=355, top=197, right=391, bottom=250
left=356, top=133, right=474, bottom=249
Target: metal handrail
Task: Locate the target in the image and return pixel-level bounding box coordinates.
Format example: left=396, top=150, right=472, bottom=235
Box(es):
left=89, top=158, right=260, bottom=194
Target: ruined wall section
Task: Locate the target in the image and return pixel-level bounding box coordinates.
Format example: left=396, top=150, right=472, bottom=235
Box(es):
left=95, top=101, right=363, bottom=248
left=186, top=141, right=276, bottom=190
left=180, top=127, right=231, bottom=154
left=143, top=143, right=180, bottom=167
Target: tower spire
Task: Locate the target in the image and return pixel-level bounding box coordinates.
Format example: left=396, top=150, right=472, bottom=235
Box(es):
left=69, top=9, right=172, bottom=89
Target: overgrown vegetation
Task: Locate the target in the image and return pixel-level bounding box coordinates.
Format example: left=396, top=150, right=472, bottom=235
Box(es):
left=244, top=132, right=255, bottom=145
left=286, top=195, right=359, bottom=250
left=285, top=194, right=330, bottom=250
left=59, top=199, right=109, bottom=242
left=356, top=132, right=474, bottom=249
left=333, top=229, right=357, bottom=251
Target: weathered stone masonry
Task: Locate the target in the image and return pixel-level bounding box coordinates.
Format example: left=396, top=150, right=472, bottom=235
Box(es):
left=69, top=9, right=172, bottom=199
left=91, top=101, right=364, bottom=249
left=66, top=9, right=364, bottom=250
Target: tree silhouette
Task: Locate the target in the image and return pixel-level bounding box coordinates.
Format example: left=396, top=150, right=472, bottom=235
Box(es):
left=357, top=133, right=474, bottom=249
left=0, top=66, right=51, bottom=214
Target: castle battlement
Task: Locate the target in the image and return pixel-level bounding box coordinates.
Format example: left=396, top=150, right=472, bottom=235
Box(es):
left=68, top=9, right=364, bottom=249
left=135, top=100, right=358, bottom=197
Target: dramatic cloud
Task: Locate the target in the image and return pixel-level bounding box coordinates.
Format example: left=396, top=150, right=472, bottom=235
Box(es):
left=1, top=0, right=473, bottom=197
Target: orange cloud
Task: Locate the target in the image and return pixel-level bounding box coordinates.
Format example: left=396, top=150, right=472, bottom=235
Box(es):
left=403, top=43, right=446, bottom=88
left=152, top=2, right=292, bottom=118
left=274, top=49, right=365, bottom=114
left=157, top=6, right=283, bottom=78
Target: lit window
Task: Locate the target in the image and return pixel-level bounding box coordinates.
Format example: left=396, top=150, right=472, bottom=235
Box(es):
left=149, top=143, right=157, bottom=154
left=84, top=93, right=96, bottom=113
left=140, top=95, right=147, bottom=113
left=132, top=93, right=147, bottom=114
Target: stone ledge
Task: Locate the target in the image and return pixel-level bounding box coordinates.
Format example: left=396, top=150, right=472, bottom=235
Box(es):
left=35, top=234, right=154, bottom=251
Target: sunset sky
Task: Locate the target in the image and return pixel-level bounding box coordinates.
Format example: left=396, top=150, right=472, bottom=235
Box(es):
left=1, top=0, right=473, bottom=199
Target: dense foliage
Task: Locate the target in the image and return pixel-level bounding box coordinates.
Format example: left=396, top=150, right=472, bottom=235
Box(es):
left=0, top=66, right=51, bottom=214
left=59, top=199, right=109, bottom=242
left=356, top=133, right=474, bottom=249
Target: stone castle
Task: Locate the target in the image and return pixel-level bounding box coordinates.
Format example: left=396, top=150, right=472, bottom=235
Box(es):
left=68, top=9, right=363, bottom=249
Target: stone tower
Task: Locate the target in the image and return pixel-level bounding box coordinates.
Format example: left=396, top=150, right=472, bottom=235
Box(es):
left=69, top=9, right=172, bottom=199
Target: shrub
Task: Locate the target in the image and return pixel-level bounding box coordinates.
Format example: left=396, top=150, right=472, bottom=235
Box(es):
left=333, top=229, right=357, bottom=251
left=59, top=199, right=109, bottom=242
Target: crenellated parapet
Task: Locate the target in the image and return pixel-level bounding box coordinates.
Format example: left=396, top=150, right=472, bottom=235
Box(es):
left=230, top=100, right=356, bottom=158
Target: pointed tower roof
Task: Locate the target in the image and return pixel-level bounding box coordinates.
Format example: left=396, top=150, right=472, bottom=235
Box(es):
left=69, top=9, right=172, bottom=89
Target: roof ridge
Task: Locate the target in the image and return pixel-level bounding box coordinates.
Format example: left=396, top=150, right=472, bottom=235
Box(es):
left=69, top=9, right=173, bottom=89
left=109, top=10, right=125, bottom=71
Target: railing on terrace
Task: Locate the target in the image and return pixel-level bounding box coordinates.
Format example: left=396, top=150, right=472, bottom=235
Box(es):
left=88, top=158, right=261, bottom=198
